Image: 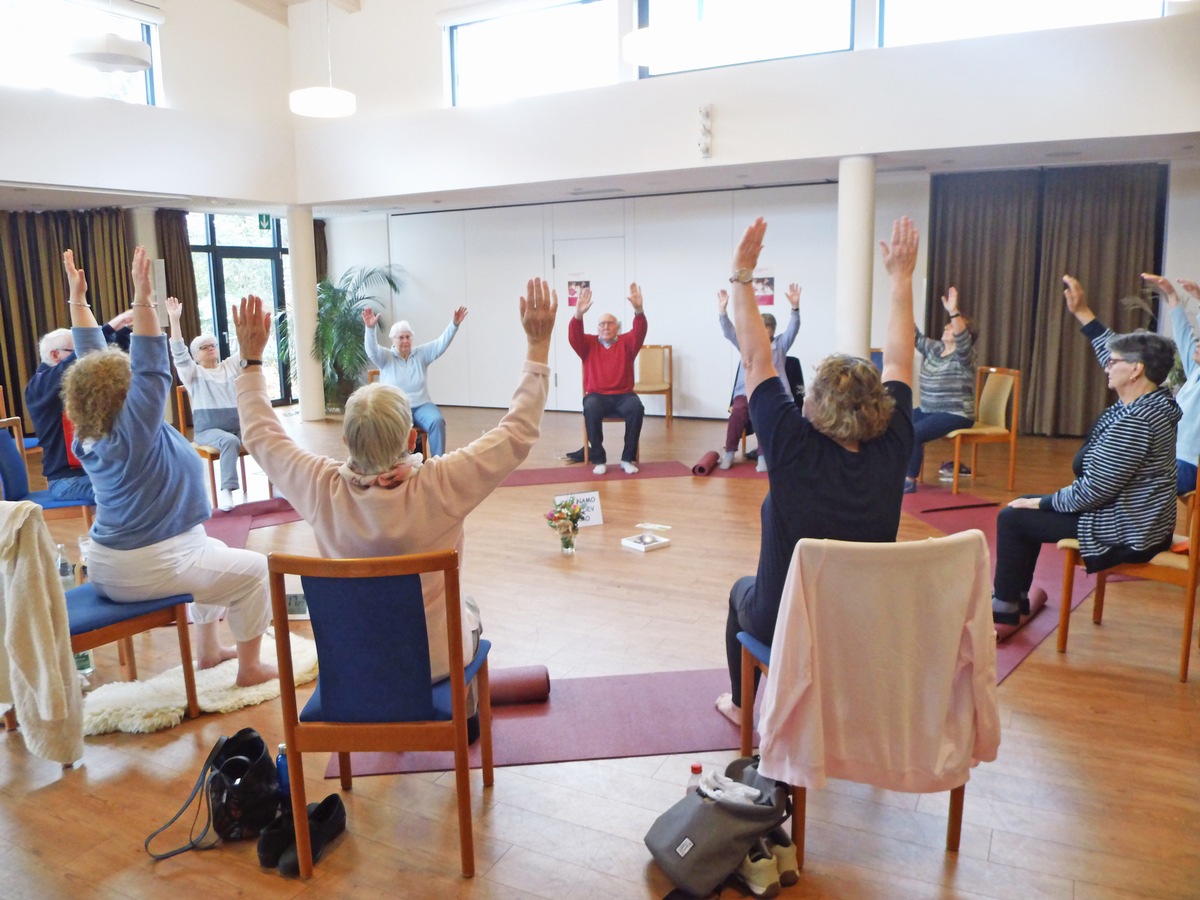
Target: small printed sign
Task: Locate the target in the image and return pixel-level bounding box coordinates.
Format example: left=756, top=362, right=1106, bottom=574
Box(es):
left=566, top=277, right=589, bottom=308
left=554, top=490, right=602, bottom=527
left=258, top=213, right=271, bottom=230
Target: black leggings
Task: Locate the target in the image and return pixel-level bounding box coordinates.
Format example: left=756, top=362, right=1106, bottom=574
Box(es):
left=993, top=504, right=1080, bottom=605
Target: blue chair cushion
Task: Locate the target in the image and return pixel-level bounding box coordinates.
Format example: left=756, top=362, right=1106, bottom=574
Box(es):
left=737, top=631, right=772, bottom=668
left=0, top=427, right=29, bottom=500
left=301, top=638, right=492, bottom=724
left=27, top=489, right=92, bottom=511
left=23, top=437, right=39, bottom=451
left=64, top=582, right=194, bottom=635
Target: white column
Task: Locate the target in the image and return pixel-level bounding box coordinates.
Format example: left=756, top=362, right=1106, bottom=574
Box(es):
left=286, top=205, right=326, bottom=422
left=835, top=155, right=876, bottom=358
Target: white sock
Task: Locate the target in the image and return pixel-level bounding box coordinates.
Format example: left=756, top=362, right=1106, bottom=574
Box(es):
left=715, top=692, right=743, bottom=726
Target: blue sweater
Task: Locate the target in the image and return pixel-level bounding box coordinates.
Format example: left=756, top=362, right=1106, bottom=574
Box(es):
left=1169, top=305, right=1200, bottom=467
left=73, top=328, right=211, bottom=550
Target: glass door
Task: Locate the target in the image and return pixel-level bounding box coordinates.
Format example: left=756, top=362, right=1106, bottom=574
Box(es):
left=212, top=254, right=292, bottom=404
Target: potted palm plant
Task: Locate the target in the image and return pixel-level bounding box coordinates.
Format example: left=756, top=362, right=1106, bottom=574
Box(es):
left=280, top=264, right=404, bottom=413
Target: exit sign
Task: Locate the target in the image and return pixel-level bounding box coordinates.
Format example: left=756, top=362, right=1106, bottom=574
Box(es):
left=258, top=214, right=271, bottom=230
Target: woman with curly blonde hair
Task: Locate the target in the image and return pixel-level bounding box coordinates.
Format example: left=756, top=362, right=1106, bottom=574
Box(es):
left=61, top=247, right=275, bottom=687
left=716, top=217, right=917, bottom=726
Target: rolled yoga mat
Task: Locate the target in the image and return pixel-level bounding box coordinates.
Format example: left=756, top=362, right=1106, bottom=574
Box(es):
left=692, top=450, right=720, bottom=476
left=489, top=665, right=551, bottom=705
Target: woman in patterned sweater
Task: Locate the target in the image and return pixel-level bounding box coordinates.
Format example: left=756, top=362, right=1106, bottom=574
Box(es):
left=904, top=287, right=977, bottom=493
left=992, top=275, right=1180, bottom=624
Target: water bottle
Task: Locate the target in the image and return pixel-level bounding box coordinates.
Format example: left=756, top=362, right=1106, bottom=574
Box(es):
left=276, top=743, right=290, bottom=803
left=56, top=545, right=93, bottom=675
left=686, top=762, right=703, bottom=795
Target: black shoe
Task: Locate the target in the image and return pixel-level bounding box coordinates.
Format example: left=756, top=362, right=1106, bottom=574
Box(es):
left=257, top=802, right=318, bottom=867
left=992, top=595, right=1022, bottom=626
left=279, top=794, right=347, bottom=877
left=564, top=448, right=585, bottom=463
left=466, top=712, right=480, bottom=745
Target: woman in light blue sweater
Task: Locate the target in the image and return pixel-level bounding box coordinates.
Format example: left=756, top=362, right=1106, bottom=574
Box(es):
left=60, top=247, right=275, bottom=687
left=1143, top=273, right=1200, bottom=494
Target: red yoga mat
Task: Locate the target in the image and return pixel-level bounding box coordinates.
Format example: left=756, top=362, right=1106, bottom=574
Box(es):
left=489, top=665, right=550, bottom=705
left=692, top=451, right=720, bottom=476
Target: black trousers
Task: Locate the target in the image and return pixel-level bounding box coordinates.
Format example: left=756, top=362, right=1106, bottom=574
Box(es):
left=582, top=392, right=643, bottom=464
left=993, top=503, right=1080, bottom=604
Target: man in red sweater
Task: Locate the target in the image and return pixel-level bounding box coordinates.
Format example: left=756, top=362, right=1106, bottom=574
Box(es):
left=567, top=283, right=648, bottom=475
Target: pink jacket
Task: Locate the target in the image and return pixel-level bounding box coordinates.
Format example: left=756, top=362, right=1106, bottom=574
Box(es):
left=757, top=530, right=1000, bottom=793
left=236, top=361, right=549, bottom=681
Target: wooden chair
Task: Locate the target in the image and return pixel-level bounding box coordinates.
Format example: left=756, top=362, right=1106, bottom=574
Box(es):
left=1056, top=464, right=1200, bottom=682
left=174, top=386, right=258, bottom=508
left=936, top=366, right=1020, bottom=495
left=0, top=392, right=41, bottom=467
left=738, top=531, right=998, bottom=866
left=0, top=418, right=93, bottom=527
left=632, top=344, right=673, bottom=427
left=366, top=369, right=430, bottom=455
left=268, top=549, right=493, bottom=879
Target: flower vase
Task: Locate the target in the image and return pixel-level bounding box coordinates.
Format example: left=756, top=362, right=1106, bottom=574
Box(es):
left=560, top=530, right=577, bottom=555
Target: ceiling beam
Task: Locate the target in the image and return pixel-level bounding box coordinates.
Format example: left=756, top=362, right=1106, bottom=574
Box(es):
left=233, top=0, right=360, bottom=24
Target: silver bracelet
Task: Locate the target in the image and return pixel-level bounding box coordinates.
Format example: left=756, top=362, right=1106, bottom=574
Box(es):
left=68, top=301, right=90, bottom=307
left=131, top=302, right=157, bottom=309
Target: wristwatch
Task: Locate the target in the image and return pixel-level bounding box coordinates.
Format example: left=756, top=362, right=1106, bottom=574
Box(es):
left=239, top=359, right=263, bottom=369
left=729, top=269, right=754, bottom=284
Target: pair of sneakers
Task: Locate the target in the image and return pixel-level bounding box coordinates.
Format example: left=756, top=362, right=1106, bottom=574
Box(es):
left=592, top=461, right=638, bottom=476
left=735, top=828, right=799, bottom=898
left=938, top=461, right=972, bottom=480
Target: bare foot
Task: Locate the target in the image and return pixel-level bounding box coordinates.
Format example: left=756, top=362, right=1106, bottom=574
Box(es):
left=715, top=692, right=742, bottom=727
left=235, top=659, right=278, bottom=688
left=197, top=645, right=238, bottom=670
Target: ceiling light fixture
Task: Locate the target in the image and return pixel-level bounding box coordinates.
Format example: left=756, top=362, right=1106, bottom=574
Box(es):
left=68, top=32, right=152, bottom=73
left=289, top=0, right=356, bottom=118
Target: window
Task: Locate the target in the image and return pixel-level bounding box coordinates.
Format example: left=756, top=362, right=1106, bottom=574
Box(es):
left=634, top=0, right=854, bottom=75
left=0, top=0, right=158, bottom=104
left=450, top=0, right=621, bottom=107
left=882, top=0, right=1164, bottom=47
left=188, top=213, right=294, bottom=405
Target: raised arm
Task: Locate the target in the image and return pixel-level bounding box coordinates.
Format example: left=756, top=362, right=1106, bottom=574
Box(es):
left=879, top=217, right=919, bottom=387
left=361, top=308, right=390, bottom=368
left=718, top=289, right=740, bottom=348
left=129, top=247, right=160, bottom=337
left=64, top=249, right=100, bottom=330
left=730, top=218, right=775, bottom=398
left=165, top=297, right=198, bottom=384
left=777, top=283, right=802, bottom=351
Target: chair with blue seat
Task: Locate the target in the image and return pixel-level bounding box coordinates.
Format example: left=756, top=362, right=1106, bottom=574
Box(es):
left=0, top=393, right=41, bottom=467
left=268, top=548, right=493, bottom=879
left=65, top=582, right=200, bottom=719
left=0, top=416, right=94, bottom=527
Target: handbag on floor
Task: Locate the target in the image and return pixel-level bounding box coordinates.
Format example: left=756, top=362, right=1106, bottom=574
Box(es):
left=644, top=756, right=790, bottom=897
left=145, top=727, right=280, bottom=860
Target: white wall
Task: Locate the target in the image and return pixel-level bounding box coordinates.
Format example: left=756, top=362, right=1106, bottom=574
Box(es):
left=366, top=175, right=931, bottom=418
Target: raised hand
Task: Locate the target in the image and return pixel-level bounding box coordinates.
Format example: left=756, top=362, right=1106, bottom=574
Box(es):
left=361, top=307, right=379, bottom=329
left=941, top=286, right=959, bottom=315
left=520, top=278, right=558, bottom=363
left=628, top=283, right=644, bottom=314
left=1062, top=275, right=1094, bottom=324
left=717, top=289, right=729, bottom=315
left=735, top=218, right=766, bottom=273
left=62, top=249, right=88, bottom=304
left=165, top=296, right=184, bottom=321
left=232, top=295, right=272, bottom=361
left=1178, top=279, right=1200, bottom=301
left=880, top=216, right=919, bottom=279
left=131, top=246, right=153, bottom=306
left=786, top=283, right=801, bottom=310
left=107, top=309, right=135, bottom=330
left=453, top=306, right=469, bottom=326
left=1142, top=273, right=1178, bottom=308
left=576, top=286, right=592, bottom=318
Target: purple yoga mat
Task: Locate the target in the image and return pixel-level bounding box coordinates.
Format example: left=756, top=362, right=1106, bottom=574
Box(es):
left=692, top=451, right=720, bottom=476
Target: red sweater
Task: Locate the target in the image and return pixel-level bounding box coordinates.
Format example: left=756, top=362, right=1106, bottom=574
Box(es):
left=569, top=313, right=647, bottom=395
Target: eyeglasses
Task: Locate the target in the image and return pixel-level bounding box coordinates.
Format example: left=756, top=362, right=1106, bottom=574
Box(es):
left=196, top=343, right=217, bottom=351
left=1104, top=355, right=1138, bottom=370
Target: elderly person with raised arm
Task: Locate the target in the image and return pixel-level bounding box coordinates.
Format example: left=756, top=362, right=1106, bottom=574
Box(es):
left=61, top=248, right=275, bottom=687
left=715, top=217, right=917, bottom=726
left=567, top=284, right=647, bottom=475
left=235, top=280, right=556, bottom=689
left=717, top=282, right=801, bottom=472
left=166, top=297, right=245, bottom=510
left=1142, top=274, right=1200, bottom=495
left=362, top=306, right=467, bottom=458
left=991, top=276, right=1179, bottom=625
left=904, top=286, right=978, bottom=493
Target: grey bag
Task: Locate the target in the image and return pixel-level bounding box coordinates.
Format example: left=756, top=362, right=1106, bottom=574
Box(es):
left=644, top=757, right=790, bottom=897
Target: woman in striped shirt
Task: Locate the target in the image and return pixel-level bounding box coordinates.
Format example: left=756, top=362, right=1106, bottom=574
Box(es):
left=992, top=275, right=1180, bottom=625
left=904, top=287, right=977, bottom=494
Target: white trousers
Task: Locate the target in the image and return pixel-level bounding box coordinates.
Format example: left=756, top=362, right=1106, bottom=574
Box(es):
left=87, top=525, right=270, bottom=642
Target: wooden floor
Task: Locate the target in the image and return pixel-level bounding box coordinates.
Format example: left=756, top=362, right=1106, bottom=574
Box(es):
left=6, top=404, right=1200, bottom=899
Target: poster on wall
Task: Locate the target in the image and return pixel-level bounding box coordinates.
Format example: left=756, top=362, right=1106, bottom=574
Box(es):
left=754, top=274, right=775, bottom=306
left=567, top=277, right=589, bottom=307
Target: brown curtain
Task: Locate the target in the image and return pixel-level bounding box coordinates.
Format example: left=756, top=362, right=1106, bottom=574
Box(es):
left=314, top=218, right=328, bottom=282
left=926, top=164, right=1166, bottom=437
left=926, top=170, right=1041, bottom=378
left=0, top=208, right=132, bottom=433
left=1026, top=164, right=1166, bottom=435
left=155, top=209, right=201, bottom=341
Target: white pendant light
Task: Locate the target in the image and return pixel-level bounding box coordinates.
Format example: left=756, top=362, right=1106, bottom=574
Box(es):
left=290, top=0, right=356, bottom=118
left=69, top=33, right=152, bottom=73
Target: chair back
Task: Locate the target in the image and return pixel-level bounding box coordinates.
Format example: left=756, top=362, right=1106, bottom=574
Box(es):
left=635, top=345, right=671, bottom=387
left=174, top=385, right=189, bottom=433
left=975, top=367, right=1017, bottom=429
left=268, top=550, right=464, bottom=724
left=758, top=530, right=999, bottom=791
left=0, top=421, right=30, bottom=501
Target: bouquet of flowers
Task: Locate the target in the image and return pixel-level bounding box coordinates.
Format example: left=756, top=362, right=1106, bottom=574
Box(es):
left=546, top=498, right=584, bottom=552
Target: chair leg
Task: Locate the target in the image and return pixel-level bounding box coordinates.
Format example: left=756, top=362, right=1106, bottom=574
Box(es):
left=791, top=785, right=806, bottom=869
left=207, top=459, right=218, bottom=509
left=1093, top=573, right=1107, bottom=624
left=739, top=647, right=756, bottom=757
left=239, top=455, right=248, bottom=498
left=288, top=750, right=316, bottom=879
left=478, top=661, right=494, bottom=787
left=454, top=720, right=476, bottom=877
left=3, top=707, right=16, bottom=731
left=666, top=391, right=672, bottom=428
left=1058, top=549, right=1078, bottom=652
left=119, top=636, right=138, bottom=680
left=175, top=607, right=200, bottom=719
left=1180, top=575, right=1198, bottom=683
left=1007, top=434, right=1017, bottom=491
left=946, top=784, right=965, bottom=852
left=337, top=752, right=353, bottom=791
left=951, top=439, right=964, bottom=495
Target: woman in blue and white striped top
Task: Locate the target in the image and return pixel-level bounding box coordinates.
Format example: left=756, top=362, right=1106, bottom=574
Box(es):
left=904, top=287, right=977, bottom=494
left=992, top=275, right=1180, bottom=625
